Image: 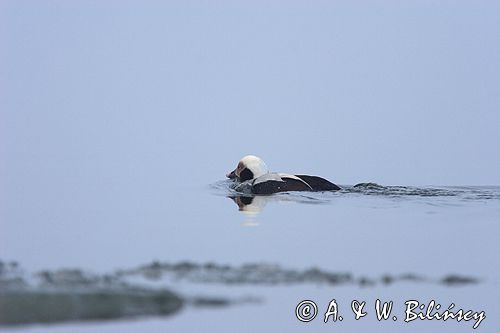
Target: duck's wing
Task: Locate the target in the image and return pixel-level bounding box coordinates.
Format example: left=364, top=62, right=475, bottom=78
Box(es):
left=278, top=173, right=313, bottom=191
left=294, top=175, right=341, bottom=191
left=251, top=173, right=312, bottom=194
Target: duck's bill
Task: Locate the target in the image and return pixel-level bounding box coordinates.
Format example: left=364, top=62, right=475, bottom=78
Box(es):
left=226, top=169, right=237, bottom=179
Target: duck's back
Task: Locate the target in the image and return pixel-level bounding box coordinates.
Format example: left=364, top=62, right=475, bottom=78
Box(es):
left=295, top=175, right=341, bottom=191
left=250, top=173, right=341, bottom=194
left=251, top=173, right=312, bottom=194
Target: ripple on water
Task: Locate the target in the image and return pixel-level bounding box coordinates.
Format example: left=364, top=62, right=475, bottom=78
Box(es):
left=210, top=180, right=500, bottom=210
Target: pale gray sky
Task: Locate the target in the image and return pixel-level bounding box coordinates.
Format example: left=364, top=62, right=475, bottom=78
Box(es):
left=1, top=0, right=499, bottom=192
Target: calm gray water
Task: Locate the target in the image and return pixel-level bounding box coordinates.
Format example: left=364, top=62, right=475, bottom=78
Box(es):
left=1, top=182, right=499, bottom=332
left=1, top=1, right=500, bottom=332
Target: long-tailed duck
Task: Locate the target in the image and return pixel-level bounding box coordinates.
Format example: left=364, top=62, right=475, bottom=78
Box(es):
left=227, top=155, right=341, bottom=194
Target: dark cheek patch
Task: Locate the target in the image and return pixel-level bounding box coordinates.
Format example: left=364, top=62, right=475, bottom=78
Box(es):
left=239, top=168, right=254, bottom=181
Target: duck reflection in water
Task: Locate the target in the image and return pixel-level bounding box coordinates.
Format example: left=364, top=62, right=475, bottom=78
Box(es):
left=228, top=195, right=268, bottom=226
left=229, top=195, right=268, bottom=214
left=228, top=192, right=330, bottom=218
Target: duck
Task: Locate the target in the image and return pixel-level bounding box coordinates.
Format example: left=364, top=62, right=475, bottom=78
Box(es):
left=226, top=155, right=341, bottom=194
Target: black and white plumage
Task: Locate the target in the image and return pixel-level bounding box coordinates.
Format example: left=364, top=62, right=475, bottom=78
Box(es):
left=226, top=155, right=341, bottom=194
